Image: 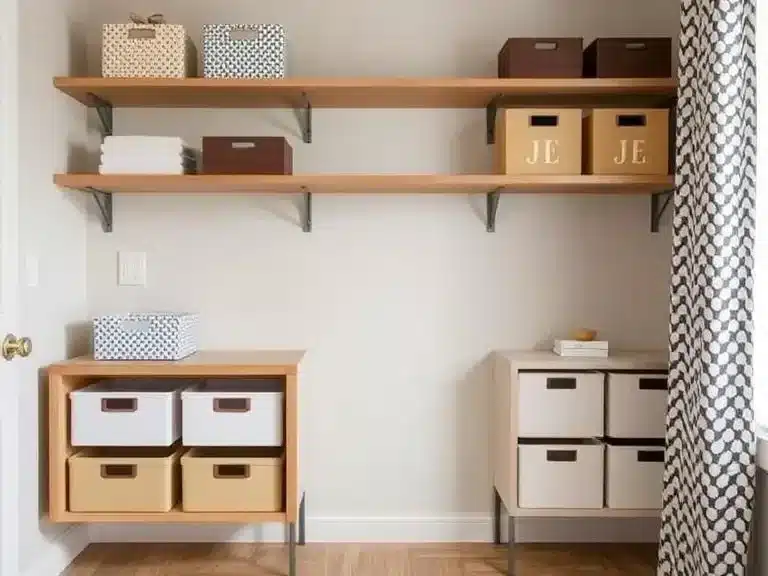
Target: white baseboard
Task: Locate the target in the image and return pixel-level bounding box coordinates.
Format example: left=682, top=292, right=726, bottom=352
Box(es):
left=21, top=526, right=89, bottom=576
left=89, top=516, right=659, bottom=544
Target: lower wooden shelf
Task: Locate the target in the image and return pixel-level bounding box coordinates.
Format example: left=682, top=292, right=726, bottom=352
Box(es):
left=53, top=173, right=674, bottom=195
left=53, top=506, right=287, bottom=524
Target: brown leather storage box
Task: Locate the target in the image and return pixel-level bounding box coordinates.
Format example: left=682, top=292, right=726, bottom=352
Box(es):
left=202, top=137, right=293, bottom=175
left=584, top=38, right=672, bottom=78
left=498, top=38, right=582, bottom=78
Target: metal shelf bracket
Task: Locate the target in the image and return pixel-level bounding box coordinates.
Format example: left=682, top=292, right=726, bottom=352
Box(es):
left=296, top=92, right=312, bottom=144
left=87, top=93, right=113, bottom=137
left=86, top=187, right=113, bottom=233
left=486, top=95, right=502, bottom=145
left=651, top=189, right=673, bottom=233
left=486, top=188, right=502, bottom=233
left=302, top=187, right=312, bottom=232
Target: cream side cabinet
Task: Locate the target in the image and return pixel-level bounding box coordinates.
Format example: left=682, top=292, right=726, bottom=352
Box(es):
left=490, top=350, right=669, bottom=576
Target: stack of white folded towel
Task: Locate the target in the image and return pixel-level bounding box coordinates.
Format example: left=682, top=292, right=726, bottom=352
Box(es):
left=99, top=136, right=197, bottom=175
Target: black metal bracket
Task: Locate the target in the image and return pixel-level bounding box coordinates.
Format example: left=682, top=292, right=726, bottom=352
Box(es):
left=651, top=189, right=673, bottom=233
left=295, top=92, right=312, bottom=144
left=486, top=188, right=502, bottom=233
left=86, top=187, right=113, bottom=233
left=486, top=95, right=502, bottom=145
left=302, top=187, right=312, bottom=233
left=87, top=93, right=113, bottom=137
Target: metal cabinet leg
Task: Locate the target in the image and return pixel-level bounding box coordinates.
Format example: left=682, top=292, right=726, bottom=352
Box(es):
left=299, top=493, right=306, bottom=546
left=288, top=523, right=297, bottom=576
left=507, top=515, right=516, bottom=576
left=493, top=488, right=502, bottom=545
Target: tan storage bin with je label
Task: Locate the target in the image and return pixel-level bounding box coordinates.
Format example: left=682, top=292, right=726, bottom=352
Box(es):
left=495, top=108, right=582, bottom=175
left=584, top=109, right=669, bottom=175
left=68, top=447, right=181, bottom=512
left=182, top=448, right=283, bottom=512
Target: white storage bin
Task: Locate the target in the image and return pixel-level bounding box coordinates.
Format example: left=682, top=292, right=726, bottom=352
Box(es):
left=182, top=379, right=283, bottom=447
left=202, top=24, right=286, bottom=79
left=606, top=373, right=668, bottom=438
left=94, top=312, right=198, bottom=361
left=605, top=444, right=664, bottom=509
left=518, top=441, right=604, bottom=508
left=518, top=372, right=604, bottom=437
left=71, top=380, right=186, bottom=447
left=102, top=21, right=197, bottom=78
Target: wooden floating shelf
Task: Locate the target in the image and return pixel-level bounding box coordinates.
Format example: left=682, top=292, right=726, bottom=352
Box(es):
left=513, top=507, right=660, bottom=519
left=53, top=76, right=677, bottom=109
left=54, top=173, right=674, bottom=195
left=53, top=507, right=287, bottom=524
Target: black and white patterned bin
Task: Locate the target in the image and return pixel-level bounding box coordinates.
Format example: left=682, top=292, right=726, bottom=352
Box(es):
left=93, top=313, right=199, bottom=361
left=202, top=24, right=286, bottom=79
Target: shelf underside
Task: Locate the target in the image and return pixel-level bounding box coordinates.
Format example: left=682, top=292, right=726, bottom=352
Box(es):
left=54, top=174, right=674, bottom=195
left=54, top=77, right=677, bottom=109
left=513, top=507, right=661, bottom=519
left=55, top=507, right=287, bottom=524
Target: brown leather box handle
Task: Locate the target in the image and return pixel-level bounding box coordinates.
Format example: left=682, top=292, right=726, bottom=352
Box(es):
left=127, top=28, right=157, bottom=39
left=546, top=377, right=576, bottom=390
left=617, top=114, right=647, bottom=127
left=534, top=42, right=558, bottom=51
left=213, top=398, right=251, bottom=413
left=625, top=42, right=648, bottom=51
left=231, top=141, right=257, bottom=149
left=639, top=377, right=667, bottom=391
left=637, top=450, right=664, bottom=463
left=214, top=464, right=250, bottom=479
left=101, top=398, right=138, bottom=412
left=529, top=115, right=559, bottom=127
left=101, top=464, right=137, bottom=479
left=546, top=449, right=577, bottom=462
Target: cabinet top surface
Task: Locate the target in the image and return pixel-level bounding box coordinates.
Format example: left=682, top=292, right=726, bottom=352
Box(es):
left=48, top=350, right=306, bottom=376
left=495, top=349, right=668, bottom=370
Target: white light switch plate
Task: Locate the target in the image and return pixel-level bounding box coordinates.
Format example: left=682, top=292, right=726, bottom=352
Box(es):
left=118, top=251, right=147, bottom=286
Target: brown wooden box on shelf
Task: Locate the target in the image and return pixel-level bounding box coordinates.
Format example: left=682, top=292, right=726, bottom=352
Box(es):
left=498, top=38, right=583, bottom=78
left=584, top=38, right=672, bottom=78
left=181, top=448, right=283, bottom=512
left=584, top=109, right=669, bottom=175
left=495, top=108, right=582, bottom=175
left=69, top=447, right=181, bottom=513
left=202, top=137, right=293, bottom=175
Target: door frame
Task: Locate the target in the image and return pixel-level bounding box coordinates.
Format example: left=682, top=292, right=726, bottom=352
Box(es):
left=0, top=0, right=20, bottom=573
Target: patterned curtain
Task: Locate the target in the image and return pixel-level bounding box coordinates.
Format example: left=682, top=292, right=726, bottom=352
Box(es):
left=658, top=0, right=756, bottom=574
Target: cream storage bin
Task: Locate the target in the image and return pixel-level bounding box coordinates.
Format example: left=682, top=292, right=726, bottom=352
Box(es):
left=518, top=441, right=604, bottom=508
left=182, top=379, right=283, bottom=446
left=181, top=448, right=283, bottom=512
left=70, top=380, right=186, bottom=447
left=606, top=373, right=668, bottom=438
left=518, top=372, right=604, bottom=437
left=102, top=21, right=198, bottom=78
left=605, top=444, right=664, bottom=509
left=69, top=447, right=181, bottom=512
left=203, top=24, right=287, bottom=79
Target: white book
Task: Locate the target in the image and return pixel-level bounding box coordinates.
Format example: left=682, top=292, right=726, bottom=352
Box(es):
left=554, top=339, right=609, bottom=351
left=553, top=347, right=609, bottom=357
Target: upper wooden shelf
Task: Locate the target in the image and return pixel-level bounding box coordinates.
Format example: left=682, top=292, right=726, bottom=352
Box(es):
left=54, top=173, right=674, bottom=195
left=53, top=77, right=678, bottom=109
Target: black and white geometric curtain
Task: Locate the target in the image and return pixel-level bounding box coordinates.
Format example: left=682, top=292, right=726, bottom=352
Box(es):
left=658, top=0, right=756, bottom=574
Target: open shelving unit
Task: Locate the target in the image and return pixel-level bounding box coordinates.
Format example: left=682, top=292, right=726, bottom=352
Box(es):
left=53, top=76, right=677, bottom=233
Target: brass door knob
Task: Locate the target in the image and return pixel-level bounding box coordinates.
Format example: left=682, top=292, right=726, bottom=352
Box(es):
left=2, top=334, right=32, bottom=361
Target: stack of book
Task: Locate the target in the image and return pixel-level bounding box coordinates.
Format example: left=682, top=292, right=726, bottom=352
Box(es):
left=553, top=339, right=609, bottom=358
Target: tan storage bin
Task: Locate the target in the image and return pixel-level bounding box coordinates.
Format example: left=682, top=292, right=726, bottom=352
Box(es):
left=68, top=447, right=181, bottom=512
left=584, top=109, right=670, bottom=175
left=102, top=22, right=198, bottom=78
left=495, top=108, right=582, bottom=175
left=181, top=448, right=283, bottom=512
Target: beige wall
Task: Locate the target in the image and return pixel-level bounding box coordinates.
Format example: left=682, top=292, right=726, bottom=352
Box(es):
left=17, top=0, right=89, bottom=573
left=83, top=0, right=679, bottom=541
